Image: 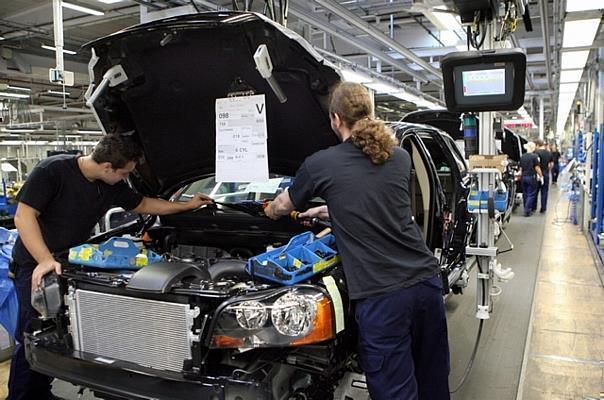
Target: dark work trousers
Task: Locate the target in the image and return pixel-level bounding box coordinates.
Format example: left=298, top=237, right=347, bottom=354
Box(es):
left=538, top=173, right=550, bottom=212
left=355, top=275, right=450, bottom=400
left=522, top=175, right=539, bottom=216
left=8, top=264, right=54, bottom=400
left=552, top=163, right=560, bottom=183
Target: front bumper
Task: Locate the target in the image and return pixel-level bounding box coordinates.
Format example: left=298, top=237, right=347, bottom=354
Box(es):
left=25, top=335, right=270, bottom=400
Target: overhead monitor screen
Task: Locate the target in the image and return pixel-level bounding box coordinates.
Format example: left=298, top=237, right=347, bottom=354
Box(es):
left=462, top=69, right=506, bottom=97
left=441, top=49, right=526, bottom=112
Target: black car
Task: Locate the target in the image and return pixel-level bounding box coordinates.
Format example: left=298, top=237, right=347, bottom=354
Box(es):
left=27, top=12, right=471, bottom=400
left=403, top=109, right=523, bottom=224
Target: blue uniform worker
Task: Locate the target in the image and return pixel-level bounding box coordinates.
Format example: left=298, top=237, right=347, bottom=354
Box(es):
left=535, top=140, right=553, bottom=213
left=266, top=82, right=450, bottom=400
left=519, top=142, right=542, bottom=217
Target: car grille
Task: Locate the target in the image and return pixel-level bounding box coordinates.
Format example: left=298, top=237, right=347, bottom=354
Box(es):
left=69, top=289, right=196, bottom=373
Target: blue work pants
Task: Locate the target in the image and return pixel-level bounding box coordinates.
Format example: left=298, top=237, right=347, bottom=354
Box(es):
left=538, top=173, right=550, bottom=211
left=522, top=175, right=539, bottom=215
left=7, top=264, right=53, bottom=400
left=355, top=275, right=450, bottom=400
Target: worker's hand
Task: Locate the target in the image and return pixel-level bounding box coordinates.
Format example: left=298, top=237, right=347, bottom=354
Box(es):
left=186, top=193, right=214, bottom=210
left=31, top=258, right=61, bottom=291
left=264, top=201, right=279, bottom=220
left=298, top=205, right=329, bottom=220
left=537, top=175, right=544, bottom=186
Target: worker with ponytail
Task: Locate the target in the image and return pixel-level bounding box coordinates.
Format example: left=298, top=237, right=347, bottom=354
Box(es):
left=266, top=82, right=450, bottom=400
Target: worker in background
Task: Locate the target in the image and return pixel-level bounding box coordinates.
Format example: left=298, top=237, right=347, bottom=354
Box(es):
left=551, top=144, right=561, bottom=185
left=535, top=139, right=553, bottom=213
left=519, top=141, right=543, bottom=217
left=8, top=134, right=213, bottom=400
left=265, top=82, right=450, bottom=400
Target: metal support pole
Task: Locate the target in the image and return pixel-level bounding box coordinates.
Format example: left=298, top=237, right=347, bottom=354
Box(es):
left=539, top=97, right=544, bottom=141
left=474, top=21, right=496, bottom=319
left=52, top=0, right=64, bottom=73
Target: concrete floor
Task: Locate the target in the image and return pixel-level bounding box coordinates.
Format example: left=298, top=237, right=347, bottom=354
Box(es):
left=1, top=185, right=602, bottom=400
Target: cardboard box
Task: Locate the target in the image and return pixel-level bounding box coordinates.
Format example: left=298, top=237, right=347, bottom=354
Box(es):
left=468, top=154, right=508, bottom=173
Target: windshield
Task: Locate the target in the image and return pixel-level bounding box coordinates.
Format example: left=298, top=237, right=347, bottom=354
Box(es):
left=177, top=175, right=294, bottom=203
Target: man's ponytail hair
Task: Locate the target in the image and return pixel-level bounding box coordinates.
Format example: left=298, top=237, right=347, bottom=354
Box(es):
left=329, top=82, right=396, bottom=165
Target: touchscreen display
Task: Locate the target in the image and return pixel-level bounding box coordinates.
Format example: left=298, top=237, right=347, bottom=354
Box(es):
left=462, top=69, right=506, bottom=97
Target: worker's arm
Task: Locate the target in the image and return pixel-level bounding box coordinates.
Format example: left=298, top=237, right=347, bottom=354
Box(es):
left=14, top=202, right=62, bottom=290
left=265, top=190, right=296, bottom=220
left=298, top=205, right=329, bottom=220
left=133, top=193, right=213, bottom=215
left=548, top=160, right=554, bottom=170
left=535, top=165, right=543, bottom=178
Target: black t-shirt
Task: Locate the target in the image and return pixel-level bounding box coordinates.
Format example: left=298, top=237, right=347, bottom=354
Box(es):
left=12, top=155, right=144, bottom=268
left=535, top=149, right=552, bottom=171
left=519, top=152, right=540, bottom=177
left=288, top=140, right=439, bottom=300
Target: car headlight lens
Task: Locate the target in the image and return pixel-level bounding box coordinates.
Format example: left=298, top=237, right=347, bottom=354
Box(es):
left=271, top=292, right=316, bottom=337
left=210, top=287, right=334, bottom=349
left=235, top=301, right=268, bottom=330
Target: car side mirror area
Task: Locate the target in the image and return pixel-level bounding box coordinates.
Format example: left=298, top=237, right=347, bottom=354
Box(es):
left=31, top=272, right=63, bottom=320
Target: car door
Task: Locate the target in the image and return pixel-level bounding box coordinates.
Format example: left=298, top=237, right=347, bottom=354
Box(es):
left=393, top=126, right=444, bottom=256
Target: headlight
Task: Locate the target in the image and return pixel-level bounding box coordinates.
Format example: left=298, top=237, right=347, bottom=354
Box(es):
left=235, top=301, right=268, bottom=330
left=271, top=292, right=316, bottom=337
left=210, top=287, right=334, bottom=349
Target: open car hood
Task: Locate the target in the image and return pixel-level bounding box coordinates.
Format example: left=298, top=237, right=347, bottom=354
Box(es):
left=84, top=11, right=341, bottom=196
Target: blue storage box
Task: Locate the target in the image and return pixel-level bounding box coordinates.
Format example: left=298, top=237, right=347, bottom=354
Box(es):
left=467, top=190, right=508, bottom=212
left=247, top=232, right=340, bottom=285
left=68, top=237, right=162, bottom=270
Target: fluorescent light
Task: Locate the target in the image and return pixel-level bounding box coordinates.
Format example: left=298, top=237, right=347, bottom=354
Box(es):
left=559, top=82, right=579, bottom=94
left=562, top=19, right=601, bottom=48
left=365, top=82, right=397, bottom=94
left=62, top=2, right=104, bottom=16
left=46, top=90, right=70, bottom=96
left=440, top=31, right=459, bottom=46
left=426, top=6, right=462, bottom=32
left=7, top=85, right=31, bottom=91
left=392, top=91, right=420, bottom=102
left=0, top=141, right=25, bottom=146
left=566, top=1, right=603, bottom=11
left=560, top=70, right=583, bottom=83
left=96, top=0, right=124, bottom=3
left=0, top=128, right=34, bottom=133
left=560, top=50, right=590, bottom=70
left=77, top=130, right=103, bottom=135
left=0, top=92, right=29, bottom=99
left=341, top=69, right=372, bottom=84
left=41, top=44, right=77, bottom=55
left=0, top=36, right=4, bottom=41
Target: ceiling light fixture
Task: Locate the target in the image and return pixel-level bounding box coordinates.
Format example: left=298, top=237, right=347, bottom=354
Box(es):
left=0, top=92, right=30, bottom=99
left=341, top=69, right=373, bottom=84
left=560, top=50, right=590, bottom=70
left=425, top=6, right=462, bottom=32
left=562, top=19, right=601, bottom=48
left=365, top=82, right=397, bottom=94
left=77, top=130, right=103, bottom=135
left=46, top=90, right=71, bottom=96
left=559, top=70, right=584, bottom=83
left=62, top=2, right=104, bottom=16
left=96, top=0, right=124, bottom=3
left=0, top=36, right=5, bottom=41
left=7, top=85, right=31, bottom=92
left=41, top=44, right=77, bottom=55
left=566, top=1, right=603, bottom=12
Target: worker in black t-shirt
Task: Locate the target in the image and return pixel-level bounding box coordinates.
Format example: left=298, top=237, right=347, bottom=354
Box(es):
left=265, top=82, right=450, bottom=400
left=519, top=141, right=543, bottom=216
left=8, top=134, right=213, bottom=400
left=551, top=144, right=561, bottom=184
left=535, top=139, right=553, bottom=213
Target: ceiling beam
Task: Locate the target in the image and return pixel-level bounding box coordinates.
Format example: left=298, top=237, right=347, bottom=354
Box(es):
left=312, top=0, right=442, bottom=81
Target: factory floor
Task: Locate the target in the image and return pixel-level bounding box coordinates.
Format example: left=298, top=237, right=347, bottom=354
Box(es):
left=0, top=185, right=602, bottom=400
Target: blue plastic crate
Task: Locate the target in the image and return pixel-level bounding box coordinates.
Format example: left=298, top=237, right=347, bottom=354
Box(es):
left=247, top=232, right=341, bottom=285
left=467, top=190, right=508, bottom=212
left=68, top=237, right=162, bottom=270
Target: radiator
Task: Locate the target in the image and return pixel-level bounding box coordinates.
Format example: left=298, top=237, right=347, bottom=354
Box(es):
left=68, top=289, right=198, bottom=373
